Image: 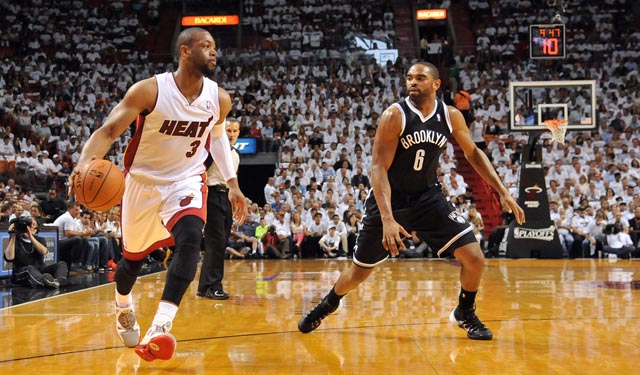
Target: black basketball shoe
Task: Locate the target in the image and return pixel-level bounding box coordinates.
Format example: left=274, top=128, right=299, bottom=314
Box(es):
left=298, top=296, right=342, bottom=333
left=449, top=306, right=493, bottom=340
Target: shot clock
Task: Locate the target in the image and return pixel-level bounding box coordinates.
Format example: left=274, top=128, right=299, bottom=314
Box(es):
left=529, top=24, right=566, bottom=59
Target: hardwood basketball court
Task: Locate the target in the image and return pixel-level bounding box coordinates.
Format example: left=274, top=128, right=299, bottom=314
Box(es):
left=1, top=258, right=638, bottom=374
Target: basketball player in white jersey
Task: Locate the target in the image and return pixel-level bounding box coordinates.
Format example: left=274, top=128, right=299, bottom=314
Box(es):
left=70, top=27, right=247, bottom=361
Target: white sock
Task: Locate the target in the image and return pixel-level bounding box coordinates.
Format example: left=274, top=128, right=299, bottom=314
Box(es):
left=115, top=289, right=133, bottom=308
left=150, top=301, right=178, bottom=330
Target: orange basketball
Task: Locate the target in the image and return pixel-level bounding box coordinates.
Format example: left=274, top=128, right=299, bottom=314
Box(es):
left=74, top=159, right=125, bottom=212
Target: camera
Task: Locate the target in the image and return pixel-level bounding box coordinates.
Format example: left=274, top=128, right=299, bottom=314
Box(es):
left=10, top=217, right=33, bottom=234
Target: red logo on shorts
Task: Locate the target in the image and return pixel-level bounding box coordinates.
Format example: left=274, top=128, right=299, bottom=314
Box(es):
left=179, top=195, right=194, bottom=207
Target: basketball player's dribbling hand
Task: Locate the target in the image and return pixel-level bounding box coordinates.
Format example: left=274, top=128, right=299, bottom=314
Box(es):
left=500, top=194, right=526, bottom=225
left=381, top=218, right=411, bottom=256
left=68, top=156, right=97, bottom=198
left=228, top=187, right=248, bottom=225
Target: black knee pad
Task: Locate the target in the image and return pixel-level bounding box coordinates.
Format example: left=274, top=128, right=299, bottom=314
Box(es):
left=162, top=216, right=204, bottom=305
left=169, top=216, right=203, bottom=279
left=172, top=215, right=204, bottom=250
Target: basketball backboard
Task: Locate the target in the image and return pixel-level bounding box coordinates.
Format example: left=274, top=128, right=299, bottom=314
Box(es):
left=508, top=80, right=597, bottom=132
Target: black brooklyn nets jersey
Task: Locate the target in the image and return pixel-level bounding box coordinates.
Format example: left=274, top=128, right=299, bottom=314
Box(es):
left=387, top=97, right=452, bottom=195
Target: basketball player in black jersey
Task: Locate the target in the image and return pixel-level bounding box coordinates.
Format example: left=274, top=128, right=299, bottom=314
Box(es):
left=298, top=62, right=525, bottom=340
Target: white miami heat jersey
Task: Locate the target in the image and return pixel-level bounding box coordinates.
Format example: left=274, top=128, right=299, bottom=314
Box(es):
left=123, top=72, right=220, bottom=183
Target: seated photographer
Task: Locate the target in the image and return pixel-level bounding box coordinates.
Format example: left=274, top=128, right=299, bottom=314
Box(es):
left=603, top=223, right=634, bottom=259
left=3, top=217, right=68, bottom=288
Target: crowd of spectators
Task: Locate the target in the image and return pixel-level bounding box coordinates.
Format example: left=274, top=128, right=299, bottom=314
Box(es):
left=242, top=0, right=396, bottom=54
left=1, top=0, right=640, bottom=263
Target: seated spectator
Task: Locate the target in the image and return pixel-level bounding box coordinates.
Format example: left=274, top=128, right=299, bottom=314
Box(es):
left=554, top=209, right=574, bottom=258
left=52, top=202, right=91, bottom=273
left=273, top=212, right=294, bottom=258
left=261, top=225, right=289, bottom=259
left=232, top=221, right=260, bottom=255
left=345, top=213, right=361, bottom=257
left=302, top=212, right=326, bottom=258
left=29, top=204, right=47, bottom=227
left=350, top=166, right=370, bottom=189
left=225, top=246, right=251, bottom=259
left=253, top=217, right=269, bottom=257
left=40, top=189, right=66, bottom=222
left=485, top=118, right=502, bottom=135
left=328, top=213, right=348, bottom=256
left=226, top=223, right=254, bottom=258
left=290, top=211, right=306, bottom=257
left=319, top=226, right=341, bottom=258
left=399, top=231, right=430, bottom=258
left=104, top=207, right=123, bottom=265
left=603, top=223, right=634, bottom=258
left=570, top=206, right=594, bottom=258
left=628, top=207, right=640, bottom=249
left=79, top=210, right=111, bottom=271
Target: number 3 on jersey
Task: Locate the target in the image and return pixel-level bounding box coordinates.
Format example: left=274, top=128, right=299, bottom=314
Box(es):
left=413, top=149, right=425, bottom=171
left=186, top=140, right=200, bottom=158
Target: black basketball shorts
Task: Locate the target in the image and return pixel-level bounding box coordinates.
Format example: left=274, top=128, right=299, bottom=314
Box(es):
left=353, top=191, right=477, bottom=268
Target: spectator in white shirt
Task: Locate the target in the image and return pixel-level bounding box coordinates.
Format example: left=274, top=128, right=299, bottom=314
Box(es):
left=603, top=223, right=634, bottom=258
left=319, top=226, right=341, bottom=258
left=0, top=135, right=15, bottom=160
left=570, top=206, right=594, bottom=257
left=264, top=177, right=277, bottom=205
left=439, top=153, right=457, bottom=174
left=328, top=214, right=348, bottom=256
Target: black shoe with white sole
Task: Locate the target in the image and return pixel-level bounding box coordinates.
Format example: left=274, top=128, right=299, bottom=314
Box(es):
left=449, top=306, right=493, bottom=340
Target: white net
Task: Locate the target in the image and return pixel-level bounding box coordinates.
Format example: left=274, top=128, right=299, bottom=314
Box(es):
left=543, top=119, right=568, bottom=143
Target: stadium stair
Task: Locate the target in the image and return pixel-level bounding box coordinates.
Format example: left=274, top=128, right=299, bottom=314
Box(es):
left=451, top=140, right=503, bottom=240
left=449, top=0, right=475, bottom=54
left=149, top=1, right=181, bottom=63
left=391, top=0, right=417, bottom=58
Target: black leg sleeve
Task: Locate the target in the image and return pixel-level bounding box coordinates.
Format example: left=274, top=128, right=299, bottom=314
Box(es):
left=115, top=257, right=144, bottom=295
left=162, top=215, right=204, bottom=305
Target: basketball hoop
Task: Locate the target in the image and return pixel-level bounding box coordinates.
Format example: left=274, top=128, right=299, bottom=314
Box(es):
left=543, top=119, right=568, bottom=144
